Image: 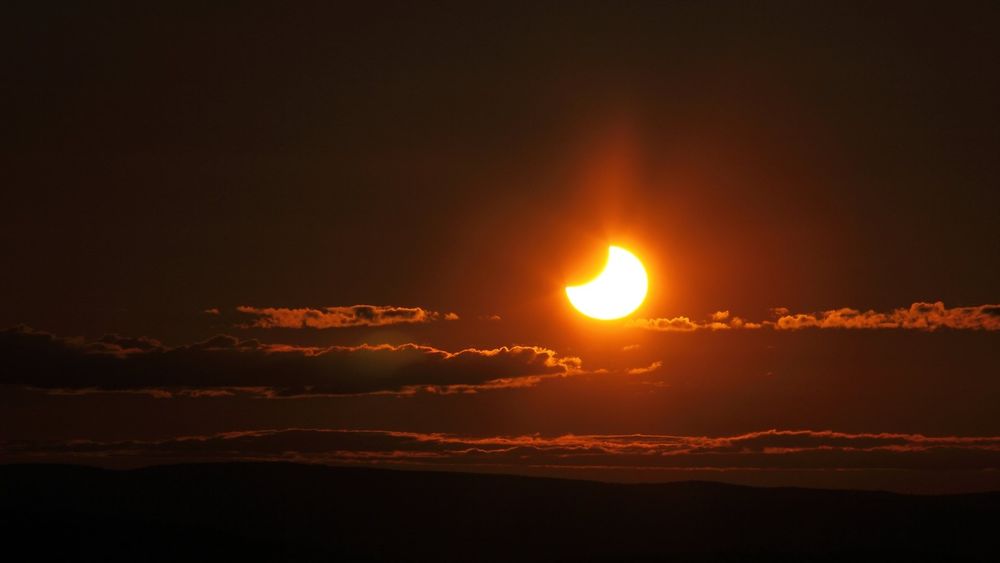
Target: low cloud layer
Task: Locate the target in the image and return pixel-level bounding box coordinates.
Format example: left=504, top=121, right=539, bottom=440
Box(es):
left=7, top=428, right=998, bottom=475
left=235, top=305, right=458, bottom=329
left=0, top=327, right=580, bottom=397
left=632, top=302, right=1000, bottom=332
left=773, top=302, right=1000, bottom=331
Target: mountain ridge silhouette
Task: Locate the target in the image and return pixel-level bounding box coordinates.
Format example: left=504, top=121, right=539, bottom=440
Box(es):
left=2, top=462, right=996, bottom=562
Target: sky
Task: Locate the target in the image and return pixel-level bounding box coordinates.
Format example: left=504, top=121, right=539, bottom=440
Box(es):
left=2, top=2, right=999, bottom=493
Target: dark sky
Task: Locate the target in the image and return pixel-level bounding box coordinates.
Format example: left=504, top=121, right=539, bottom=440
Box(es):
left=2, top=2, right=999, bottom=493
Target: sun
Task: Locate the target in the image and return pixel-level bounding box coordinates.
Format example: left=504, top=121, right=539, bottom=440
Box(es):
left=566, top=245, right=648, bottom=320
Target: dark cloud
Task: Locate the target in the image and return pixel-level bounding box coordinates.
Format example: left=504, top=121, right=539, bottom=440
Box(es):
left=95, top=334, right=165, bottom=352
left=7, top=428, right=999, bottom=475
left=631, top=302, right=1000, bottom=332
left=0, top=327, right=580, bottom=397
left=234, top=305, right=458, bottom=329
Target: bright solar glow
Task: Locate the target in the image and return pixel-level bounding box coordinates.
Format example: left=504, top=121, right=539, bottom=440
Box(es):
left=566, top=245, right=648, bottom=320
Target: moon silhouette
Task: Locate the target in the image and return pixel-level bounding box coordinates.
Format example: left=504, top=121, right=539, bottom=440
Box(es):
left=566, top=245, right=648, bottom=320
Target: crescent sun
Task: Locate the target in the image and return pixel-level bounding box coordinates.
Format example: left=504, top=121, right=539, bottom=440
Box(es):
left=566, top=245, right=649, bottom=320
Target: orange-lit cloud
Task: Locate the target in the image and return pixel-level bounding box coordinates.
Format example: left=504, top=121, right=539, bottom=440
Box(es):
left=631, top=302, right=1000, bottom=332
left=626, top=361, right=663, bottom=375
left=0, top=327, right=579, bottom=397
left=234, top=304, right=458, bottom=329
left=773, top=301, right=1000, bottom=331
left=628, top=312, right=762, bottom=332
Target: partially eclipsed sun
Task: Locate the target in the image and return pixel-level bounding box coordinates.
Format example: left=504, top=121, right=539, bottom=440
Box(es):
left=566, top=245, right=648, bottom=320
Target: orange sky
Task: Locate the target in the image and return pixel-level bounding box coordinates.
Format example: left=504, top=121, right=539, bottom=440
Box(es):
left=2, top=3, right=999, bottom=493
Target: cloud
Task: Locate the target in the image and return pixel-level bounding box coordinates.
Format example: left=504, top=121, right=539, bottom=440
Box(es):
left=627, top=361, right=663, bottom=375
left=8, top=428, right=999, bottom=474
left=94, top=334, right=165, bottom=353
left=627, top=316, right=699, bottom=332
left=628, top=312, right=762, bottom=332
left=0, top=327, right=580, bottom=397
left=773, top=301, right=1000, bottom=331
left=631, top=302, right=1000, bottom=332
left=234, top=305, right=458, bottom=329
